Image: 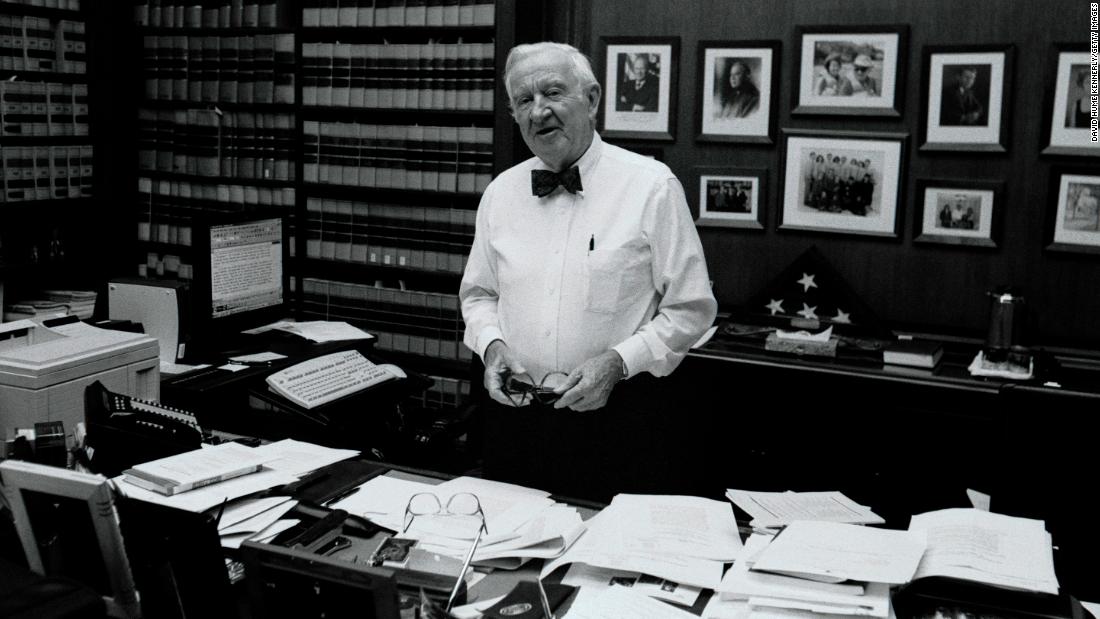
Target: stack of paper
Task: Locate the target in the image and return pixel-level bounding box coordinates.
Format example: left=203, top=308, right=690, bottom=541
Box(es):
left=715, top=521, right=925, bottom=618
left=249, top=438, right=359, bottom=477
left=542, top=494, right=743, bottom=597
left=726, top=489, right=884, bottom=529
left=216, top=496, right=300, bottom=549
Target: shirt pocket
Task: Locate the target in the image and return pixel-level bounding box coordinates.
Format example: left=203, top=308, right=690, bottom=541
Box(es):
left=584, top=246, right=650, bottom=314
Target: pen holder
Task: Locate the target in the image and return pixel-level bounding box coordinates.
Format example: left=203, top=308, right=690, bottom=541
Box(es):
left=984, top=286, right=1026, bottom=363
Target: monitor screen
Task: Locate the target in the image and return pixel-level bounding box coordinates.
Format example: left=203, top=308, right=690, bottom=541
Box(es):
left=208, top=217, right=285, bottom=319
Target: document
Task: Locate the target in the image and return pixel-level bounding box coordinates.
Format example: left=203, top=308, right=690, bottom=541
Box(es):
left=216, top=495, right=295, bottom=530
left=702, top=595, right=750, bottom=619
left=748, top=586, right=890, bottom=617
left=122, top=442, right=271, bottom=496
left=752, top=520, right=926, bottom=585
left=472, top=503, right=585, bottom=564
left=250, top=438, right=359, bottom=476
left=562, top=564, right=703, bottom=607
left=565, top=585, right=699, bottom=619
left=595, top=494, right=743, bottom=561
left=113, top=467, right=299, bottom=513
left=329, top=474, right=437, bottom=530
left=726, top=489, right=884, bottom=528
left=908, top=507, right=1059, bottom=595
left=219, top=498, right=298, bottom=536
left=425, top=476, right=554, bottom=541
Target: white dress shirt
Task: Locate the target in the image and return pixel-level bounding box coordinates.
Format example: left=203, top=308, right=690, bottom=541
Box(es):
left=459, top=133, right=717, bottom=382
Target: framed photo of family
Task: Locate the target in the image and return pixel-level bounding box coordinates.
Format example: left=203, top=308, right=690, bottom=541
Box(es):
left=1046, top=168, right=1100, bottom=254
left=599, top=36, right=679, bottom=141
left=1041, top=43, right=1098, bottom=157
left=695, top=40, right=780, bottom=144
left=693, top=166, right=767, bottom=229
left=791, top=25, right=908, bottom=117
left=913, top=179, right=1003, bottom=248
left=779, top=129, right=907, bottom=238
left=920, top=44, right=1015, bottom=153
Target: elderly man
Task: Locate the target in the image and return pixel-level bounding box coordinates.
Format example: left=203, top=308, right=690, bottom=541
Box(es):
left=459, top=42, right=716, bottom=500
left=718, top=59, right=760, bottom=119
left=617, top=53, right=660, bottom=112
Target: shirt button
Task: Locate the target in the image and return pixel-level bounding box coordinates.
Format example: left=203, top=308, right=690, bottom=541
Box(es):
left=544, top=330, right=551, bottom=337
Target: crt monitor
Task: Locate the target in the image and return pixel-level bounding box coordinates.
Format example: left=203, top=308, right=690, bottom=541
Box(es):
left=189, top=213, right=289, bottom=355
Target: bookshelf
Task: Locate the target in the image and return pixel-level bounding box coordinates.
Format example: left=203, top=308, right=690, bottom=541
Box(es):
left=127, top=0, right=532, bottom=416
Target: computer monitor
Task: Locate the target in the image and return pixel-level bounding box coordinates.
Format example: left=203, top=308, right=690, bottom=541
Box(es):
left=189, top=214, right=290, bottom=357
left=241, top=540, right=403, bottom=619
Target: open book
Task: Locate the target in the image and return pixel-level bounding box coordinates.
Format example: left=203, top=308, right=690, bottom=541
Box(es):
left=265, top=350, right=402, bottom=409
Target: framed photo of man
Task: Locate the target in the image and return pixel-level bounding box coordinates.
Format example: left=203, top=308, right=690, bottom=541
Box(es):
left=791, top=25, right=907, bottom=117
left=1041, top=44, right=1098, bottom=157
left=599, top=36, right=679, bottom=141
left=693, top=166, right=766, bottom=230
left=779, top=129, right=907, bottom=238
left=695, top=40, right=780, bottom=144
left=1047, top=168, right=1100, bottom=254
left=920, top=45, right=1014, bottom=153
left=914, top=179, right=1003, bottom=248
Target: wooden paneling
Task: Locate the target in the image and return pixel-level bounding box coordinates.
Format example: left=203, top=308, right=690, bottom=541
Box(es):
left=549, top=0, right=1099, bottom=347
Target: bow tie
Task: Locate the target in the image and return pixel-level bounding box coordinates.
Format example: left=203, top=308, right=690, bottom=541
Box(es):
left=531, top=166, right=583, bottom=198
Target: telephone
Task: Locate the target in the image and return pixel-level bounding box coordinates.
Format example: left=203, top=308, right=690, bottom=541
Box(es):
left=83, top=380, right=204, bottom=477
left=264, top=350, right=403, bottom=410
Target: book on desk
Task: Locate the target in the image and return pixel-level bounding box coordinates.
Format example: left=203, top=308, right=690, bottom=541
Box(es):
left=884, top=339, right=944, bottom=369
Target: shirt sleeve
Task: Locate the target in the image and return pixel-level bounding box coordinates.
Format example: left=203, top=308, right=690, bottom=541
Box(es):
left=459, top=183, right=505, bottom=360
left=612, top=176, right=718, bottom=378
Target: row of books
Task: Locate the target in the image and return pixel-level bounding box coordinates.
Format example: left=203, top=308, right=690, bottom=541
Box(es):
left=0, top=15, right=85, bottom=73
left=141, top=34, right=295, bottom=104
left=0, top=0, right=80, bottom=10
left=305, top=197, right=474, bottom=274
left=302, top=0, right=495, bottom=28
left=138, top=252, right=193, bottom=280
left=303, top=121, right=492, bottom=193
left=301, top=41, right=494, bottom=111
left=1, top=145, right=91, bottom=202
left=136, top=176, right=296, bottom=246
left=300, top=277, right=472, bottom=363
left=412, top=373, right=471, bottom=410
left=137, top=109, right=296, bottom=180
left=0, top=81, right=89, bottom=136
left=133, top=0, right=282, bottom=29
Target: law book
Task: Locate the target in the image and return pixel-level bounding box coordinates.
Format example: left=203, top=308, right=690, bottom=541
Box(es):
left=338, top=0, right=358, bottom=25
left=219, top=36, right=239, bottom=102
left=122, top=441, right=269, bottom=496
left=253, top=34, right=276, bottom=104
left=349, top=43, right=366, bottom=107
left=302, top=0, right=321, bottom=27
left=884, top=339, right=944, bottom=369
left=274, top=34, right=296, bottom=104
left=237, top=35, right=255, bottom=103
left=331, top=43, right=351, bottom=107
left=314, top=42, right=333, bottom=106
left=303, top=120, right=320, bottom=182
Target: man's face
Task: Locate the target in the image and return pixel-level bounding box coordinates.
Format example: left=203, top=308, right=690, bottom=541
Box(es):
left=632, top=56, right=648, bottom=79
left=958, top=70, right=976, bottom=89
left=508, top=48, right=600, bottom=171
left=729, top=63, right=745, bottom=89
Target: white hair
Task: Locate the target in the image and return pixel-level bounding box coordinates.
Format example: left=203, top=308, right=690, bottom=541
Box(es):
left=503, top=42, right=598, bottom=100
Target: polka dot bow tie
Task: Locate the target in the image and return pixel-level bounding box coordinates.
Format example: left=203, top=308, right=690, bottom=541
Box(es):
left=531, top=166, right=583, bottom=198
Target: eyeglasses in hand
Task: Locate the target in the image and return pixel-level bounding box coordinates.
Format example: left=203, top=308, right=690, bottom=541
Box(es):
left=500, top=371, right=569, bottom=407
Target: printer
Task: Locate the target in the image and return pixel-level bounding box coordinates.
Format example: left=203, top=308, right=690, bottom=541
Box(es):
left=0, top=318, right=159, bottom=434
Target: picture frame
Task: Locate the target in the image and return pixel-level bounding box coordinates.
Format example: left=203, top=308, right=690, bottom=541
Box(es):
left=779, top=129, right=907, bottom=238
left=1041, top=43, right=1098, bottom=157
left=695, top=40, right=781, bottom=144
left=0, top=459, right=142, bottom=618
left=1046, top=167, right=1100, bottom=254
left=920, top=44, right=1015, bottom=153
left=693, top=166, right=767, bottom=229
left=791, top=25, right=908, bottom=117
left=913, top=178, right=1003, bottom=248
left=599, top=36, right=679, bottom=141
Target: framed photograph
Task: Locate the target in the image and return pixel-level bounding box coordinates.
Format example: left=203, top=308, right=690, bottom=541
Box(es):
left=695, top=40, right=780, bottom=144
left=1046, top=168, right=1100, bottom=254
left=694, top=166, right=766, bottom=229
left=779, top=129, right=907, bottom=238
left=792, top=25, right=908, bottom=117
left=599, top=36, right=679, bottom=141
left=920, top=45, right=1014, bottom=153
left=1041, top=44, right=1098, bottom=157
left=913, top=179, right=1003, bottom=248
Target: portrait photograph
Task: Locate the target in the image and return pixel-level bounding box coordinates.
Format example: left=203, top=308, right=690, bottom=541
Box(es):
left=779, top=130, right=906, bottom=237
left=914, top=179, right=1002, bottom=248
left=1048, top=170, right=1100, bottom=253
left=696, top=40, right=780, bottom=143
left=921, top=45, right=1014, bottom=152
left=1042, top=45, right=1098, bottom=157
left=600, top=36, right=679, bottom=141
left=792, top=25, right=907, bottom=117
left=694, top=166, right=766, bottom=229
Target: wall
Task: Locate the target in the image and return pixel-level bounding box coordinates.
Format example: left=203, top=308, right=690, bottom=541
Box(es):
left=552, top=0, right=1098, bottom=348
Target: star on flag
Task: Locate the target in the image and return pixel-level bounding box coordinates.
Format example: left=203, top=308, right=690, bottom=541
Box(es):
left=797, top=273, right=818, bottom=292
left=766, top=299, right=785, bottom=315
left=797, top=303, right=818, bottom=320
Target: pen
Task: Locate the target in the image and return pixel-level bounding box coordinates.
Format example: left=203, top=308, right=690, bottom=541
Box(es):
left=588, top=235, right=594, bottom=251
left=214, top=496, right=230, bottom=528
left=324, top=486, right=360, bottom=506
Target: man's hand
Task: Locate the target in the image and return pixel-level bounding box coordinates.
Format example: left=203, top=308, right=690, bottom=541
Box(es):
left=483, top=339, right=528, bottom=407
left=553, top=350, right=624, bottom=412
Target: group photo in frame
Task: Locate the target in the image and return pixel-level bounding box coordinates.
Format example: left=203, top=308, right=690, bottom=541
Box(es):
left=1047, top=168, right=1100, bottom=254
left=1042, top=44, right=1098, bottom=157
left=913, top=179, right=1002, bottom=248
left=695, top=40, right=780, bottom=144
left=693, top=166, right=766, bottom=229
left=599, top=36, right=679, bottom=141
left=792, top=25, right=907, bottom=117
left=920, top=44, right=1014, bottom=153
left=779, top=130, right=906, bottom=237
